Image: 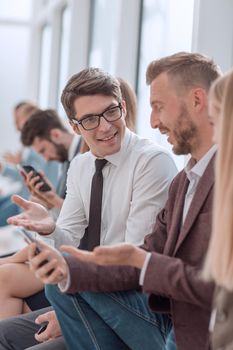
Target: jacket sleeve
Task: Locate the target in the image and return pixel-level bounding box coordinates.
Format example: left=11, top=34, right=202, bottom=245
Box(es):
left=64, top=255, right=141, bottom=294
left=143, top=252, right=214, bottom=311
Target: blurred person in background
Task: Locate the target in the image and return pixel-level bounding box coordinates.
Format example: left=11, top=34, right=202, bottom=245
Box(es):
left=0, top=109, right=81, bottom=319
left=0, top=102, right=59, bottom=226
left=203, top=69, right=233, bottom=350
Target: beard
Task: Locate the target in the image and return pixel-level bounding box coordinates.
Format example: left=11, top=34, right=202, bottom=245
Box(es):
left=51, top=141, right=68, bottom=162
left=172, top=104, right=199, bottom=155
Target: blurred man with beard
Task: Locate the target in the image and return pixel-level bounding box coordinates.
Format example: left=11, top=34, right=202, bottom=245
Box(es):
left=21, top=109, right=81, bottom=210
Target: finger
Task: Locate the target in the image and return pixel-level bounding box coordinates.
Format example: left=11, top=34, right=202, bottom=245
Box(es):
left=11, top=195, right=30, bottom=210
left=35, top=312, right=49, bottom=324
left=28, top=243, right=39, bottom=260
left=34, top=181, right=45, bottom=192
left=29, top=249, right=51, bottom=271
left=34, top=326, right=50, bottom=342
left=35, top=259, right=59, bottom=280
left=7, top=217, right=31, bottom=228
left=60, top=246, right=96, bottom=262
left=94, top=246, right=114, bottom=255
left=43, top=264, right=66, bottom=284
left=28, top=175, right=40, bottom=188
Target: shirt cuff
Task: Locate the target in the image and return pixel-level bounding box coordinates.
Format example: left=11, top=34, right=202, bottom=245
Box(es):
left=58, top=268, right=71, bottom=292
left=139, top=253, right=152, bottom=286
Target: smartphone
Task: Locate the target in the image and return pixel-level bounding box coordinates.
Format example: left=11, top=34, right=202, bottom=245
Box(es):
left=37, top=322, right=48, bottom=335
left=18, top=228, right=41, bottom=254
left=18, top=228, right=51, bottom=269
left=18, top=165, right=52, bottom=192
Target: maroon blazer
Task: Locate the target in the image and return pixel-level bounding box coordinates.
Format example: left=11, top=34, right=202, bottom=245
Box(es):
left=65, top=155, right=215, bottom=350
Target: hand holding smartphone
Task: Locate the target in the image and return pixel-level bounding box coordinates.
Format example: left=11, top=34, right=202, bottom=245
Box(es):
left=18, top=228, right=42, bottom=255
left=18, top=228, right=50, bottom=268
left=37, top=322, right=48, bottom=335
left=17, top=165, right=52, bottom=192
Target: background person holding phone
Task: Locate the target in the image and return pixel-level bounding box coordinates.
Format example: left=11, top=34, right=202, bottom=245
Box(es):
left=0, top=109, right=81, bottom=319
left=0, top=102, right=59, bottom=227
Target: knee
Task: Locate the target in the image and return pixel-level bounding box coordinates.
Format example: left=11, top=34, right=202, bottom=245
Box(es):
left=0, top=318, right=15, bottom=347
left=0, top=264, right=13, bottom=289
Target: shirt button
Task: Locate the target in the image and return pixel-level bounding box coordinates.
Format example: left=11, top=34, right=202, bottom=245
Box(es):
left=216, top=310, right=227, bottom=322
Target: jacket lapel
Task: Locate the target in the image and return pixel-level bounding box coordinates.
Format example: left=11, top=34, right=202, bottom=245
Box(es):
left=164, top=172, right=189, bottom=255
left=173, top=155, right=215, bottom=255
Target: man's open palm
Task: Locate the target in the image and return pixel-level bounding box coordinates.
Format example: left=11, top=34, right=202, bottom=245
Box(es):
left=7, top=195, right=55, bottom=234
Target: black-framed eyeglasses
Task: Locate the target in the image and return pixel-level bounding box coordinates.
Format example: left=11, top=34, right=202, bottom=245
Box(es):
left=71, top=103, right=122, bottom=131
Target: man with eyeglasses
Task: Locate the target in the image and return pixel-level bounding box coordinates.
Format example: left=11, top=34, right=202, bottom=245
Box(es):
left=1, top=68, right=177, bottom=350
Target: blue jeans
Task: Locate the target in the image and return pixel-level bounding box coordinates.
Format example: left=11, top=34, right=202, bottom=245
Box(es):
left=46, top=285, right=176, bottom=350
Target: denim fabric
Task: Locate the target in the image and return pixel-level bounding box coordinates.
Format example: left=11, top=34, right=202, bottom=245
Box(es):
left=46, top=285, right=177, bottom=350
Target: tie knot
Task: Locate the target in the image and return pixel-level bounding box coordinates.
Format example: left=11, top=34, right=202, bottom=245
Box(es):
left=95, top=159, right=108, bottom=173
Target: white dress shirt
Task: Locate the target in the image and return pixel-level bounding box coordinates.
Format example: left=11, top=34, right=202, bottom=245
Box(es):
left=139, top=144, right=217, bottom=285
left=49, top=128, right=177, bottom=248
left=68, top=135, right=81, bottom=162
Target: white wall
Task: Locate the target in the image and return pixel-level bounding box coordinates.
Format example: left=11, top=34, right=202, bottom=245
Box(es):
left=192, top=0, right=233, bottom=72
left=0, top=0, right=32, bottom=154
left=1, top=0, right=233, bottom=157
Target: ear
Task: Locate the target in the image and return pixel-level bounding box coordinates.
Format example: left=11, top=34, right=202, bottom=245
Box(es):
left=192, top=88, right=208, bottom=112
left=121, top=99, right=127, bottom=119
left=69, top=120, right=81, bottom=135
left=49, top=128, right=63, bottom=142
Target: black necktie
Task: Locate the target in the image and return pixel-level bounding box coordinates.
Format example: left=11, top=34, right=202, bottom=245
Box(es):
left=79, top=159, right=107, bottom=251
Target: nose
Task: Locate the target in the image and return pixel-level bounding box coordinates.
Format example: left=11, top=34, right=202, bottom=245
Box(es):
left=150, top=112, right=161, bottom=129
left=98, top=116, right=112, bottom=131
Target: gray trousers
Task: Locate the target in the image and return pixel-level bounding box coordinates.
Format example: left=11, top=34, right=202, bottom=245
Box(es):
left=0, top=307, right=66, bottom=350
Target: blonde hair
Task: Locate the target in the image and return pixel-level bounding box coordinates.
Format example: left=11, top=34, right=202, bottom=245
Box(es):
left=146, top=52, right=221, bottom=92
left=203, top=70, right=233, bottom=289
left=117, top=78, right=137, bottom=132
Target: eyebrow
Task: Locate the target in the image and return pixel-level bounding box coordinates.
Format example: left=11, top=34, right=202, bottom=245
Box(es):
left=78, top=102, right=118, bottom=121
left=150, top=100, right=163, bottom=107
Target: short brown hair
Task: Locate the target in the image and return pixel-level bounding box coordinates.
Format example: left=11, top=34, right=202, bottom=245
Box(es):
left=21, top=109, right=67, bottom=146
left=146, top=52, right=222, bottom=91
left=61, top=67, right=122, bottom=119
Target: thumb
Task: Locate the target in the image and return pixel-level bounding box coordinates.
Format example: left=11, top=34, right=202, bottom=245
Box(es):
left=60, top=245, right=80, bottom=257
left=35, top=312, right=49, bottom=325
left=11, top=195, right=30, bottom=210
left=60, top=245, right=94, bottom=261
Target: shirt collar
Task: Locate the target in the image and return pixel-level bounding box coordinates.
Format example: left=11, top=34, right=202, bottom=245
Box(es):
left=68, top=135, right=81, bottom=161
left=185, top=144, right=218, bottom=179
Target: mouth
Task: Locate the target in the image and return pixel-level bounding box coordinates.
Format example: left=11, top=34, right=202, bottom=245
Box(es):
left=159, top=128, right=173, bottom=144
left=98, top=131, right=118, bottom=142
